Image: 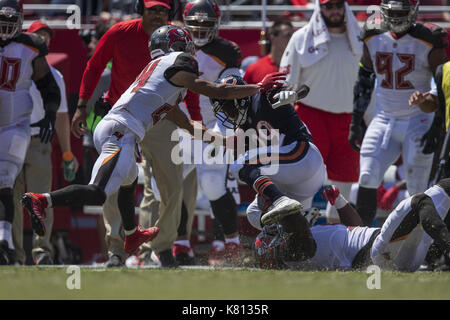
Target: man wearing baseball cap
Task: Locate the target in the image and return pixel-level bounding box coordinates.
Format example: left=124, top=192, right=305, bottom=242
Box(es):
left=12, top=21, right=79, bottom=265
left=279, top=0, right=363, bottom=225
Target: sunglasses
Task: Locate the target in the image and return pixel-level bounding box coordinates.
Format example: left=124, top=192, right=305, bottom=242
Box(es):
left=321, top=2, right=345, bottom=10
left=146, top=7, right=169, bottom=15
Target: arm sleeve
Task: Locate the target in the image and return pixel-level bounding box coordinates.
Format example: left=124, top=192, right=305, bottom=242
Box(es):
left=79, top=26, right=117, bottom=101
left=279, top=34, right=301, bottom=89
left=164, top=53, right=199, bottom=81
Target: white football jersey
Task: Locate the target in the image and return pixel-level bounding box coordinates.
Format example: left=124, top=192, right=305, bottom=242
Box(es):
left=295, top=224, right=379, bottom=270
left=106, top=51, right=198, bottom=140
left=189, top=38, right=241, bottom=128
left=0, top=33, right=47, bottom=127
left=363, top=23, right=448, bottom=118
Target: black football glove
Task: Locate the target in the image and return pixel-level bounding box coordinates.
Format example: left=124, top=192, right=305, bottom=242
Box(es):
left=420, top=115, right=444, bottom=154
left=94, top=98, right=112, bottom=118
left=31, top=111, right=56, bottom=144
left=348, top=111, right=365, bottom=152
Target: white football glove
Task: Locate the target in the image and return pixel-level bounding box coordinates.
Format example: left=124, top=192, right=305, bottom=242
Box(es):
left=271, top=90, right=298, bottom=109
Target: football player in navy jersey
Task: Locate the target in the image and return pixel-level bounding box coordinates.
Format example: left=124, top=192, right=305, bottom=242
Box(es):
left=211, top=75, right=326, bottom=235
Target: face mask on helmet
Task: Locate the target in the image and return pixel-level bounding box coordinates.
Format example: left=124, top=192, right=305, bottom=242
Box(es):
left=183, top=0, right=220, bottom=47
left=184, top=18, right=218, bottom=47
left=149, top=25, right=195, bottom=59
left=210, top=75, right=251, bottom=129
left=380, top=0, right=418, bottom=33
left=211, top=97, right=250, bottom=129
left=0, top=5, right=22, bottom=41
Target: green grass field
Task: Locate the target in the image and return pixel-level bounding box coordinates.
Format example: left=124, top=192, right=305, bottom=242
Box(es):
left=1, top=266, right=450, bottom=300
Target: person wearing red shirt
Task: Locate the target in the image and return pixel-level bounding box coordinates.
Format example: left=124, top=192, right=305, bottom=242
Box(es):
left=244, top=21, right=294, bottom=84
left=71, top=0, right=186, bottom=268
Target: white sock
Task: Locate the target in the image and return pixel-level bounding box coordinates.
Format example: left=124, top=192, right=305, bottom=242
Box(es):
left=212, top=240, right=225, bottom=251
left=43, top=193, right=52, bottom=208
left=124, top=227, right=137, bottom=236
left=0, top=221, right=14, bottom=250
left=174, top=240, right=191, bottom=247
left=225, top=236, right=240, bottom=245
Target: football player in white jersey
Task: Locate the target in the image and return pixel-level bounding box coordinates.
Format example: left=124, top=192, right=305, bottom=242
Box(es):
left=183, top=0, right=244, bottom=266
left=348, top=0, right=448, bottom=226
left=21, top=25, right=273, bottom=258
left=255, top=181, right=450, bottom=272
left=0, top=0, right=62, bottom=265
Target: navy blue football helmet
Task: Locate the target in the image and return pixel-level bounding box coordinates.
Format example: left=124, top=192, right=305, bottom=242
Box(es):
left=210, top=75, right=252, bottom=129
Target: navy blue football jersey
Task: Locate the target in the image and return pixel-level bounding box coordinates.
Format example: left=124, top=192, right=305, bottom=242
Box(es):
left=240, top=92, right=313, bottom=146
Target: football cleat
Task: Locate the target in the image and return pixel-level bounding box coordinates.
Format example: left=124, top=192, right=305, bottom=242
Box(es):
left=224, top=242, right=242, bottom=266
left=105, top=254, right=124, bottom=268
left=321, top=185, right=340, bottom=206
left=208, top=242, right=225, bottom=267
left=260, top=196, right=302, bottom=226
left=0, top=240, right=15, bottom=265
left=34, top=252, right=53, bottom=265
left=151, top=249, right=179, bottom=268
left=21, top=192, right=47, bottom=237
left=124, top=226, right=159, bottom=254
left=172, top=243, right=196, bottom=266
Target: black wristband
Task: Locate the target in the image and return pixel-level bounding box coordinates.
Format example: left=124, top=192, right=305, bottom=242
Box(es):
left=77, top=105, right=87, bottom=110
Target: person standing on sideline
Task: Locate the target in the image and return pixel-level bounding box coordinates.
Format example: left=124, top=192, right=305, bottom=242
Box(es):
left=279, top=0, right=363, bottom=223
left=244, top=21, right=294, bottom=84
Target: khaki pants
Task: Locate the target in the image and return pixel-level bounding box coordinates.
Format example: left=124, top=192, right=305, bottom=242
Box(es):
left=102, top=119, right=184, bottom=255
left=12, top=136, right=53, bottom=264
left=139, top=163, right=198, bottom=254
left=141, top=120, right=184, bottom=254
left=138, top=156, right=161, bottom=255
left=182, top=169, right=198, bottom=240
left=102, top=191, right=128, bottom=260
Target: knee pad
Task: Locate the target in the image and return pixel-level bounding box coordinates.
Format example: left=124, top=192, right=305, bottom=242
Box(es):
left=0, top=161, right=20, bottom=189
left=359, top=172, right=380, bottom=189
left=359, top=157, right=382, bottom=189
left=199, top=170, right=227, bottom=201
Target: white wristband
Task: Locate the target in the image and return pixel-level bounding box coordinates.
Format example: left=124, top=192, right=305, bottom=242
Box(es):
left=334, top=194, right=348, bottom=210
